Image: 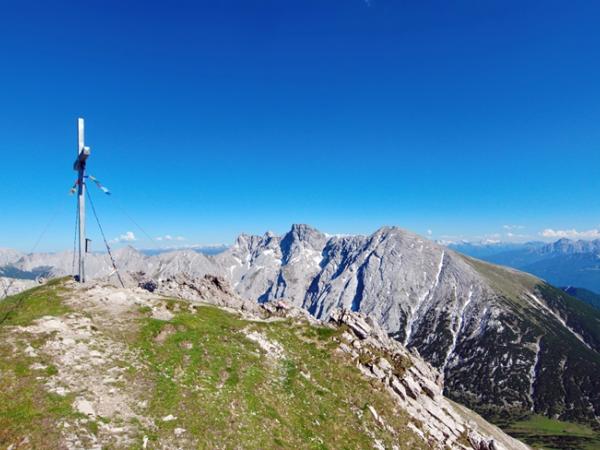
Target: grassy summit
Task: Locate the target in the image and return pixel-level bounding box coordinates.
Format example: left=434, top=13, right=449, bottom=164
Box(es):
left=137, top=306, right=422, bottom=449
left=0, top=280, right=426, bottom=449
left=0, top=279, right=77, bottom=448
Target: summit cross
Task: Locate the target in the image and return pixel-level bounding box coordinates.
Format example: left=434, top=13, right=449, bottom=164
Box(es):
left=73, top=117, right=91, bottom=282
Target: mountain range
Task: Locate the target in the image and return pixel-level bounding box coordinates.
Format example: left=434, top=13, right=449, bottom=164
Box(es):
left=139, top=244, right=229, bottom=256
left=450, top=239, right=600, bottom=297
left=2, top=225, right=600, bottom=432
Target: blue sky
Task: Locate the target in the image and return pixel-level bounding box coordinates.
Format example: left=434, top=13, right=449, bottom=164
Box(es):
left=1, top=0, right=600, bottom=251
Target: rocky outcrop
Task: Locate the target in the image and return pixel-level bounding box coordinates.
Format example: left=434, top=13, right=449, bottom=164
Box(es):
left=326, top=308, right=528, bottom=450
left=133, top=272, right=265, bottom=318
left=257, top=299, right=528, bottom=449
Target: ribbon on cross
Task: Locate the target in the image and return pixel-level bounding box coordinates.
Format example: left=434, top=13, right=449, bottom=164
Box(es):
left=87, top=175, right=111, bottom=195
left=69, top=180, right=79, bottom=195
left=68, top=176, right=111, bottom=195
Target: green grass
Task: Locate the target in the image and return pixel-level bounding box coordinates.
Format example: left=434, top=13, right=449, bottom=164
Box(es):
left=0, top=278, right=82, bottom=448
left=462, top=256, right=538, bottom=303
left=0, top=282, right=430, bottom=448
left=0, top=277, right=71, bottom=327
left=505, top=415, right=600, bottom=450
left=135, top=302, right=426, bottom=449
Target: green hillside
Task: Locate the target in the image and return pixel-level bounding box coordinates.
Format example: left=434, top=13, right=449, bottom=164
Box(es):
left=563, top=286, right=600, bottom=311
left=0, top=280, right=427, bottom=449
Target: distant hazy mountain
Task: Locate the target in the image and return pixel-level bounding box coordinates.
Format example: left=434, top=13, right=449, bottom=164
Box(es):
left=450, top=239, right=600, bottom=296
left=0, top=247, right=150, bottom=281
left=442, top=241, right=545, bottom=260
left=0, top=248, right=24, bottom=267
left=140, top=244, right=229, bottom=256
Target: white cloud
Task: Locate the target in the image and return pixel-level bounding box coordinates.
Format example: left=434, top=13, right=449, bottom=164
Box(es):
left=155, top=235, right=186, bottom=242
left=427, top=229, right=432, bottom=236
left=503, top=225, right=525, bottom=230
left=540, top=228, right=600, bottom=239
left=113, top=231, right=136, bottom=243
left=482, top=239, right=501, bottom=244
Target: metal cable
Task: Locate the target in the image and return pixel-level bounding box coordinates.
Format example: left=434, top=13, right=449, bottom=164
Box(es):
left=85, top=188, right=125, bottom=288
left=113, top=198, right=160, bottom=248
left=1, top=200, right=65, bottom=323
left=1, top=201, right=64, bottom=300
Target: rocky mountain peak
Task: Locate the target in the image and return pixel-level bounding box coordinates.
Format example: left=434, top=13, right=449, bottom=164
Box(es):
left=233, top=232, right=271, bottom=254
left=280, top=224, right=327, bottom=264
left=542, top=238, right=600, bottom=255
left=373, top=225, right=409, bottom=237
left=286, top=223, right=327, bottom=244
left=113, top=245, right=144, bottom=259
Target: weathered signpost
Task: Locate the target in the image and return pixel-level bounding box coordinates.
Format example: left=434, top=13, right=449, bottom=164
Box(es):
left=73, top=118, right=91, bottom=282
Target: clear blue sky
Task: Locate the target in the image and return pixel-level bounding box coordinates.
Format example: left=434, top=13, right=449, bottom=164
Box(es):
left=1, top=0, right=600, bottom=251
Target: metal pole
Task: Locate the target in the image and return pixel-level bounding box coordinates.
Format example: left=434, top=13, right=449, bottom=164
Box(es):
left=77, top=118, right=86, bottom=282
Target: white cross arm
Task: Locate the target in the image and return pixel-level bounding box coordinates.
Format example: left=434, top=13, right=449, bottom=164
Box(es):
left=74, top=118, right=91, bottom=171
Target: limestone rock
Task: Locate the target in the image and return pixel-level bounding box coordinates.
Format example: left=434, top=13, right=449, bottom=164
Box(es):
left=327, top=307, right=529, bottom=450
